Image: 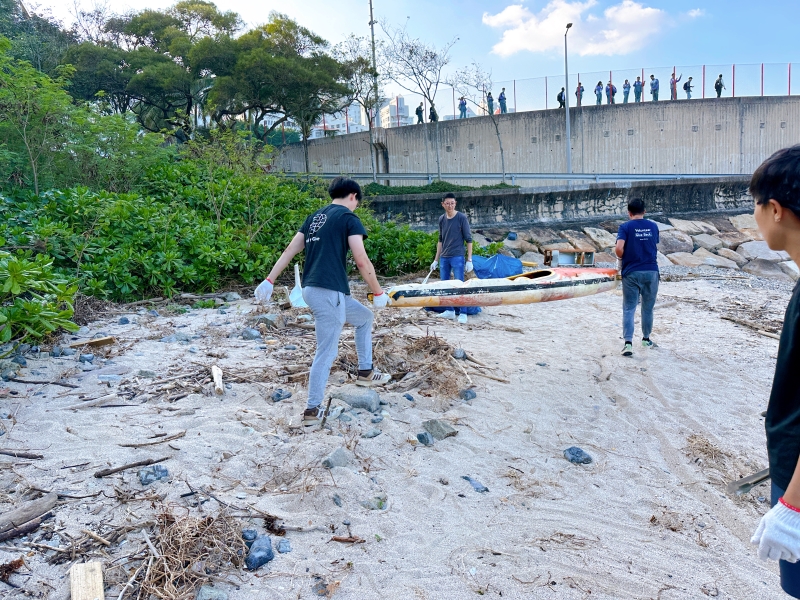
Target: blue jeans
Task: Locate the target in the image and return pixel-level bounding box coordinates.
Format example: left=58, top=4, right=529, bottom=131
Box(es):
left=459, top=108, right=466, bottom=118
left=596, top=93, right=602, bottom=105
left=440, top=255, right=465, bottom=316
left=634, top=91, right=641, bottom=102
left=772, top=481, right=800, bottom=597
left=622, top=270, right=659, bottom=342
left=623, top=91, right=629, bottom=103
left=499, top=101, right=507, bottom=113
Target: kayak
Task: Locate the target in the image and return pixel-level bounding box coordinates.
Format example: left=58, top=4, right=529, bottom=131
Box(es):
left=386, top=267, right=619, bottom=308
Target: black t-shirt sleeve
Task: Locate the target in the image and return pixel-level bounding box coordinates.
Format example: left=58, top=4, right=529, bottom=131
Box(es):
left=344, top=213, right=368, bottom=240
left=299, top=214, right=312, bottom=235
left=461, top=214, right=472, bottom=243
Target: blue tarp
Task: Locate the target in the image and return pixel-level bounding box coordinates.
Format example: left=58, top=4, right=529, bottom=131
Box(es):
left=473, top=254, right=523, bottom=279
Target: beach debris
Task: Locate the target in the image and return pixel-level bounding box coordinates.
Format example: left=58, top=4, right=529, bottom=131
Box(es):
left=196, top=585, right=228, bottom=600
left=284, top=344, right=298, bottom=350
left=241, top=328, right=261, bottom=340
left=242, top=529, right=258, bottom=548
left=212, top=365, right=225, bottom=395
left=0, top=557, right=24, bottom=583
left=69, top=336, right=116, bottom=348
left=416, top=432, right=435, bottom=446
left=361, top=428, right=382, bottom=439
left=245, top=535, right=274, bottom=570
left=459, top=389, right=477, bottom=401
left=147, top=309, right=160, bottom=317
left=312, top=577, right=341, bottom=597
left=452, top=348, right=467, bottom=360
left=139, top=464, right=169, bottom=486
left=79, top=353, right=94, bottom=363
left=332, top=494, right=343, bottom=507
left=462, top=476, right=489, bottom=493
left=137, top=369, right=157, bottom=378
left=439, top=477, right=449, bottom=485
left=276, top=538, right=292, bottom=553
left=330, top=536, right=364, bottom=544
left=160, top=332, right=191, bottom=343
left=403, top=393, right=414, bottom=402
left=0, top=449, right=43, bottom=459
left=361, top=494, right=388, bottom=510
left=726, top=467, right=770, bottom=496
left=564, top=446, right=593, bottom=465
left=422, top=419, right=458, bottom=441
left=69, top=562, right=104, bottom=600
left=118, top=316, right=130, bottom=324
left=94, top=456, right=169, bottom=478
left=331, top=385, right=380, bottom=412
left=271, top=389, right=292, bottom=402
left=322, top=448, right=352, bottom=469
left=536, top=362, right=547, bottom=367
left=0, top=492, right=57, bottom=543
left=223, top=292, right=241, bottom=302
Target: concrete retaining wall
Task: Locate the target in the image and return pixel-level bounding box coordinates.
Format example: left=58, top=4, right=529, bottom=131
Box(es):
left=276, top=96, right=800, bottom=186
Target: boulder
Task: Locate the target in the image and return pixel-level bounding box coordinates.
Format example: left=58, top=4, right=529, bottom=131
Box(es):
left=472, top=233, right=491, bottom=247
left=715, top=230, right=753, bottom=249
left=742, top=259, right=793, bottom=281
left=779, top=261, right=800, bottom=281
left=737, top=241, right=788, bottom=263
left=656, top=252, right=672, bottom=268
left=595, top=252, right=617, bottom=264
left=561, top=230, right=598, bottom=252
left=583, top=227, right=618, bottom=250
left=519, top=251, right=545, bottom=265
left=653, top=220, right=674, bottom=231
left=497, top=246, right=516, bottom=258
left=693, top=248, right=739, bottom=269
left=668, top=218, right=719, bottom=235
left=522, top=227, right=563, bottom=246
left=503, top=238, right=538, bottom=257
left=322, top=447, right=353, bottom=469
left=657, top=230, right=694, bottom=255
left=703, top=216, right=739, bottom=233
left=330, top=385, right=381, bottom=412
left=196, top=586, right=228, bottom=600
left=729, top=214, right=764, bottom=241
left=597, top=219, right=626, bottom=234
left=717, top=248, right=748, bottom=267
left=691, top=234, right=723, bottom=252
left=540, top=241, right=577, bottom=252
left=667, top=252, right=706, bottom=267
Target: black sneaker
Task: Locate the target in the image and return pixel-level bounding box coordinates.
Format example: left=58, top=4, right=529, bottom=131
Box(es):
left=622, top=342, right=633, bottom=357
left=302, top=406, right=328, bottom=426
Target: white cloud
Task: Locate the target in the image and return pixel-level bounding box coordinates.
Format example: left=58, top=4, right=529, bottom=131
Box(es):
left=687, top=8, right=706, bottom=18
left=483, top=0, right=669, bottom=57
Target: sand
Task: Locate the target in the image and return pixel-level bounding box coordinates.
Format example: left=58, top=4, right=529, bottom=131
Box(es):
left=0, top=270, right=793, bottom=599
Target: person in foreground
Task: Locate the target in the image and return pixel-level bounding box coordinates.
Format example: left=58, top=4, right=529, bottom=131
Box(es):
left=749, top=145, right=800, bottom=598
left=430, top=193, right=473, bottom=324
left=614, top=198, right=660, bottom=356
left=254, top=177, right=391, bottom=426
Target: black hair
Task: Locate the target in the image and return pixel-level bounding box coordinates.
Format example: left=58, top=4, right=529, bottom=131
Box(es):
left=442, top=193, right=456, bottom=201
left=628, top=198, right=645, bottom=215
left=328, top=177, right=362, bottom=201
left=750, top=145, right=800, bottom=217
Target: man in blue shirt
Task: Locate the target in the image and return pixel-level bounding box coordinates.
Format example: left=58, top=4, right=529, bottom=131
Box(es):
left=614, top=198, right=660, bottom=356
left=623, top=79, right=631, bottom=103
left=575, top=82, right=584, bottom=106
left=605, top=81, right=616, bottom=104
left=594, top=81, right=603, bottom=105
left=499, top=88, right=507, bottom=114
left=650, top=75, right=659, bottom=102
left=633, top=77, right=643, bottom=102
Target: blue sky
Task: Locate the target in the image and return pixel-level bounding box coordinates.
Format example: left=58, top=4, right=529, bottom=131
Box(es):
left=39, top=0, right=800, bottom=102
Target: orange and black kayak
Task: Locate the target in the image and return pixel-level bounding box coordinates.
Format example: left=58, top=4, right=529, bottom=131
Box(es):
left=386, top=267, right=619, bottom=308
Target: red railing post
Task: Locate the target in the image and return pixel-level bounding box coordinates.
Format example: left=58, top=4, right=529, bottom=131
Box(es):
left=732, top=64, right=736, bottom=98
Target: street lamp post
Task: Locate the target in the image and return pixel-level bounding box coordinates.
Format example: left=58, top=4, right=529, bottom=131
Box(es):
left=564, top=23, right=573, bottom=174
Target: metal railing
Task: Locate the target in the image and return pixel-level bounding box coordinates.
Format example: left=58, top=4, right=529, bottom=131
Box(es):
left=282, top=172, right=744, bottom=184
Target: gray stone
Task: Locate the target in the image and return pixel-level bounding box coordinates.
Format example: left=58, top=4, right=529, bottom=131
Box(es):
left=276, top=538, right=292, bottom=553
left=241, top=328, right=261, bottom=340
left=503, top=238, right=538, bottom=257
left=668, top=218, right=719, bottom=235
left=596, top=220, right=626, bottom=234
left=519, top=251, right=545, bottom=265
left=322, top=447, right=352, bottom=469
left=717, top=248, right=748, bottom=266
left=729, top=213, right=759, bottom=231
left=459, top=389, right=477, bottom=401
left=223, top=292, right=241, bottom=302
left=361, top=428, right=382, bottom=439
left=137, top=369, right=157, bottom=378
left=461, top=476, right=489, bottom=493
left=242, top=529, right=258, bottom=547
left=160, top=332, right=191, bottom=343
left=472, top=233, right=491, bottom=247
left=691, top=234, right=723, bottom=252
left=564, top=446, right=593, bottom=464
left=339, top=414, right=352, bottom=422
left=371, top=416, right=383, bottom=423
left=422, top=419, right=458, bottom=441
left=330, top=385, right=380, bottom=413
left=196, top=586, right=228, bottom=600
left=283, top=344, right=297, bottom=350
left=245, top=535, right=274, bottom=570
left=656, top=252, right=672, bottom=268
left=147, top=309, right=160, bottom=317
left=10, top=356, right=26, bottom=367
left=97, top=374, right=121, bottom=383
left=561, top=230, right=598, bottom=252
left=657, top=230, right=694, bottom=255
left=51, top=346, right=62, bottom=357
left=743, top=259, right=793, bottom=281
left=652, top=220, right=674, bottom=231
left=692, top=248, right=739, bottom=269
left=138, top=465, right=169, bottom=485
left=582, top=227, right=618, bottom=250
left=0, top=359, right=22, bottom=380
left=779, top=261, right=800, bottom=281
left=715, top=230, right=753, bottom=249
left=77, top=326, right=90, bottom=336
left=271, top=389, right=292, bottom=402
left=361, top=493, right=388, bottom=510
left=403, top=393, right=415, bottom=402
left=118, top=317, right=130, bottom=325
left=61, top=348, right=76, bottom=356
left=247, top=314, right=285, bottom=329
left=416, top=432, right=435, bottom=446
left=667, top=252, right=706, bottom=268
left=79, top=353, right=95, bottom=363
left=737, top=241, right=787, bottom=263
left=452, top=348, right=467, bottom=360
left=332, top=493, right=342, bottom=507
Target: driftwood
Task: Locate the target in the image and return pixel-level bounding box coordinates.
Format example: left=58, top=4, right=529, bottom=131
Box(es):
left=211, top=366, right=224, bottom=395
left=119, top=431, right=186, bottom=448
left=94, top=456, right=169, bottom=478
left=70, top=562, right=105, bottom=600
left=0, top=511, right=52, bottom=543
left=0, top=493, right=57, bottom=542
left=6, top=377, right=78, bottom=388
left=68, top=336, right=116, bottom=349
left=0, top=450, right=43, bottom=459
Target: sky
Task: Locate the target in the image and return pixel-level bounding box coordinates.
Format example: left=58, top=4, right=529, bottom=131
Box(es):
left=31, top=0, right=800, bottom=107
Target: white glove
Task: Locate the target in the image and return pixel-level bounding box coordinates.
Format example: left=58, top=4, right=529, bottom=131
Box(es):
left=465, top=260, right=474, bottom=273
left=254, top=279, right=274, bottom=303
left=372, top=291, right=389, bottom=308
left=430, top=260, right=438, bottom=271
left=751, top=500, right=800, bottom=562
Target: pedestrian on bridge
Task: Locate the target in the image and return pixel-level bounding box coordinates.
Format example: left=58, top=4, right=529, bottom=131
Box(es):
left=715, top=74, right=726, bottom=98
left=429, top=104, right=438, bottom=123
left=575, top=82, right=584, bottom=106
left=606, top=81, right=617, bottom=104
left=633, top=77, right=643, bottom=102
left=416, top=102, right=424, bottom=124
left=623, top=79, right=631, bottom=103
left=683, top=77, right=694, bottom=99
left=650, top=74, right=659, bottom=102
left=458, top=97, right=467, bottom=119
left=595, top=81, right=603, bottom=105
left=499, top=88, right=507, bottom=113
left=670, top=72, right=682, bottom=100
left=557, top=87, right=565, bottom=108
left=486, top=92, right=494, bottom=115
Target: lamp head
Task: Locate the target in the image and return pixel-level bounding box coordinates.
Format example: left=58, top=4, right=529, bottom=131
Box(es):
left=566, top=22, right=573, bottom=29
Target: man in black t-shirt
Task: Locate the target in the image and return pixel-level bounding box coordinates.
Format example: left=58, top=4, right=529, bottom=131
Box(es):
left=748, top=145, right=800, bottom=598
left=254, top=178, right=391, bottom=426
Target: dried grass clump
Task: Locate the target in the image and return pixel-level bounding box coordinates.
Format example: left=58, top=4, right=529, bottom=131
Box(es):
left=138, top=506, right=246, bottom=600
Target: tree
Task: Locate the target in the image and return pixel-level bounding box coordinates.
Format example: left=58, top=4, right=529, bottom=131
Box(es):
left=0, top=0, right=76, bottom=75
left=379, top=23, right=457, bottom=180
left=334, top=35, right=385, bottom=182
left=449, top=62, right=507, bottom=183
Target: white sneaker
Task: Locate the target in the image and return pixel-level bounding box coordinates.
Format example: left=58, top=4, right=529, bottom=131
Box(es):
left=457, top=314, right=468, bottom=324
left=441, top=310, right=456, bottom=320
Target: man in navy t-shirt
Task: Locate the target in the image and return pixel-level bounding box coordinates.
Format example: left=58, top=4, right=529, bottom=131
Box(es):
left=614, top=198, right=660, bottom=356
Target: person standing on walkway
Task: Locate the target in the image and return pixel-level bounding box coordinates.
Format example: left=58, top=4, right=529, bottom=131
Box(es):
left=633, top=76, right=643, bottom=102
left=670, top=72, right=682, bottom=100
left=715, top=74, right=726, bottom=98
left=486, top=92, right=494, bottom=115
left=748, top=145, right=800, bottom=599
left=499, top=88, right=507, bottom=113
left=595, top=81, right=603, bottom=105
left=557, top=87, right=565, bottom=108
left=614, top=197, right=660, bottom=357
left=575, top=82, right=584, bottom=106
left=683, top=77, right=694, bottom=99
left=430, top=193, right=474, bottom=324
left=255, top=177, right=391, bottom=425
left=650, top=75, right=659, bottom=102
left=415, top=102, right=424, bottom=124
left=623, top=79, right=631, bottom=103
left=606, top=80, right=617, bottom=104
left=429, top=104, right=438, bottom=123
left=458, top=97, right=467, bottom=119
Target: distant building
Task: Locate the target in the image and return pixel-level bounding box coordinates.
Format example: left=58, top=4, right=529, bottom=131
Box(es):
left=443, top=106, right=478, bottom=120
left=379, top=95, right=414, bottom=128
left=308, top=105, right=368, bottom=139
left=477, top=100, right=516, bottom=116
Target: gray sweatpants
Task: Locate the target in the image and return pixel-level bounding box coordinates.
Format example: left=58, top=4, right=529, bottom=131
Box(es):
left=303, top=286, right=374, bottom=409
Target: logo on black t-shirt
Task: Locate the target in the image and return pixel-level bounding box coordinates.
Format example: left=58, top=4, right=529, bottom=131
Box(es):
left=309, top=213, right=327, bottom=235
